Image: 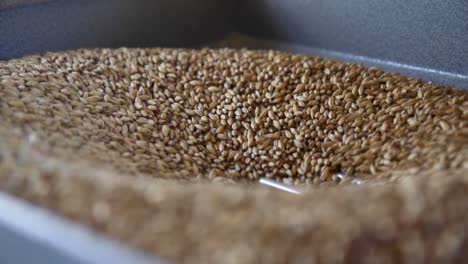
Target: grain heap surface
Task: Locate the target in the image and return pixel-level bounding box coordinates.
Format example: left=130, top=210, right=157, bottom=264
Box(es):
left=1, top=48, right=468, bottom=263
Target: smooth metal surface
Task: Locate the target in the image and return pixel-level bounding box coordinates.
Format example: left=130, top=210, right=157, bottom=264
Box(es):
left=238, top=0, right=468, bottom=89
left=0, top=0, right=235, bottom=59
left=0, top=0, right=49, bottom=9
left=1, top=0, right=467, bottom=89
left=0, top=192, right=168, bottom=264
left=335, top=172, right=363, bottom=185
left=229, top=34, right=468, bottom=90
left=259, top=178, right=301, bottom=194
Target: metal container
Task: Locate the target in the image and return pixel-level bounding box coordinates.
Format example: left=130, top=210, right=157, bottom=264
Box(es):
left=1, top=0, right=467, bottom=263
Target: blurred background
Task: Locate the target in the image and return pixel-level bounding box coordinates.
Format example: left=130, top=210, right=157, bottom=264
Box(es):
left=1, top=0, right=468, bottom=89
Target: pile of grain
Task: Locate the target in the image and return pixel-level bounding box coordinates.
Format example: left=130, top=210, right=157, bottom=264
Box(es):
left=1, top=48, right=467, bottom=263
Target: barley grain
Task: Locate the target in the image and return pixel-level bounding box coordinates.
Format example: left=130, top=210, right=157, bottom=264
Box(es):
left=1, top=47, right=467, bottom=263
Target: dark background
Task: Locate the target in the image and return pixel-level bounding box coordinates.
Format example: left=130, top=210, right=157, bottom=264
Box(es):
left=1, top=0, right=467, bottom=89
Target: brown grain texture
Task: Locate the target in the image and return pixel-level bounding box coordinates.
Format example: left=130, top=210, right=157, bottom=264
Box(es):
left=1, top=48, right=467, bottom=263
